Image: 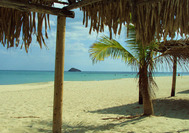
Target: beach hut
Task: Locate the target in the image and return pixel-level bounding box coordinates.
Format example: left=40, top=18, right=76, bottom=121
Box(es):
left=0, top=0, right=189, bottom=133
left=157, top=39, right=189, bottom=97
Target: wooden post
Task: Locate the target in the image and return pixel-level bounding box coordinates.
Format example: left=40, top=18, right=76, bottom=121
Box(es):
left=0, top=0, right=74, bottom=18
left=171, top=56, right=177, bottom=97
left=53, top=16, right=66, bottom=133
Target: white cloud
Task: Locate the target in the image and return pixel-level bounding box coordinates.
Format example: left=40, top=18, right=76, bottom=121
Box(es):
left=66, top=22, right=110, bottom=41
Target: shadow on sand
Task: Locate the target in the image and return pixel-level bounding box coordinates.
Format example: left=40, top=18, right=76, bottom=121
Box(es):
left=90, top=98, right=189, bottom=120
left=33, top=98, right=189, bottom=132
left=34, top=117, right=145, bottom=133
left=89, top=102, right=143, bottom=116
left=178, top=89, right=189, bottom=94
left=153, top=98, right=189, bottom=119
left=62, top=118, right=144, bottom=133
left=34, top=103, right=145, bottom=133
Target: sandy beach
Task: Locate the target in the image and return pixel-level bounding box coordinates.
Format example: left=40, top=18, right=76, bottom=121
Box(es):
left=0, top=76, right=189, bottom=133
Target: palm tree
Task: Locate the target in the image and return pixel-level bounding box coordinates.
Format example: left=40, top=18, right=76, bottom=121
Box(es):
left=89, top=27, right=159, bottom=115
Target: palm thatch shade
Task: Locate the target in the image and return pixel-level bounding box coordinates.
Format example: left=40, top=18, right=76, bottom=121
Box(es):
left=1, top=0, right=189, bottom=52
left=0, top=0, right=70, bottom=52
left=80, top=0, right=189, bottom=45
left=158, top=39, right=189, bottom=60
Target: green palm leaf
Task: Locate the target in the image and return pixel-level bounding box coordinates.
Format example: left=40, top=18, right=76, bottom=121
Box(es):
left=89, top=36, right=138, bottom=66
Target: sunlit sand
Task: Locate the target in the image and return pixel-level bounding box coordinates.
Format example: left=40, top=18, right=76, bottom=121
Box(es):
left=0, top=76, right=188, bottom=133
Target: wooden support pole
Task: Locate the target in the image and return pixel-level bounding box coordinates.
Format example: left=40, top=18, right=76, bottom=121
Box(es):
left=65, top=0, right=103, bottom=10
left=53, top=16, right=66, bottom=133
left=64, top=0, right=161, bottom=11
left=0, top=0, right=74, bottom=18
left=171, top=56, right=177, bottom=97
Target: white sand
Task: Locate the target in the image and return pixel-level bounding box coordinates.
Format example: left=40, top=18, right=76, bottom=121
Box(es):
left=0, top=76, right=189, bottom=133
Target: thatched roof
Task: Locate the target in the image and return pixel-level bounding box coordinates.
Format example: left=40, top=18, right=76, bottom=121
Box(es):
left=157, top=39, right=189, bottom=59
left=154, top=39, right=189, bottom=71
left=1, top=0, right=189, bottom=52
left=0, top=0, right=52, bottom=52
left=0, top=0, right=73, bottom=52
left=79, top=0, right=189, bottom=45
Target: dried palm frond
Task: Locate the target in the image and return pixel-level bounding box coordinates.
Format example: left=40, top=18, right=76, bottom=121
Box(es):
left=81, top=0, right=189, bottom=45
left=1, top=0, right=189, bottom=52
left=157, top=39, right=189, bottom=60
left=0, top=0, right=56, bottom=52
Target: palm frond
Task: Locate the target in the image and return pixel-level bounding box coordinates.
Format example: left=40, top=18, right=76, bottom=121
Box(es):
left=89, top=36, right=138, bottom=66
left=126, top=24, right=137, bottom=45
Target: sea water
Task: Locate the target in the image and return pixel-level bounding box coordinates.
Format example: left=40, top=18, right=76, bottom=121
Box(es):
left=0, top=70, right=188, bottom=85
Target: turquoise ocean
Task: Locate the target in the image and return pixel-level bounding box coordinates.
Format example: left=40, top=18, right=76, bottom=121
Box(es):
left=0, top=70, right=189, bottom=85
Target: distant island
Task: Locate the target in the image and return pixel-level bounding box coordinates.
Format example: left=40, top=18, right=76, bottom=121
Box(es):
left=68, top=68, right=81, bottom=72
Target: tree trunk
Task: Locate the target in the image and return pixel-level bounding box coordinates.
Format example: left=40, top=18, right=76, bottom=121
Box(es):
left=141, top=62, right=154, bottom=116
left=139, top=67, right=143, bottom=104
left=139, top=89, right=143, bottom=104
left=171, top=56, right=177, bottom=97
left=53, top=16, right=66, bottom=133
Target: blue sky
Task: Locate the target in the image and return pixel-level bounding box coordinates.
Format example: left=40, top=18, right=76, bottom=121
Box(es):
left=0, top=6, right=187, bottom=72
left=0, top=8, right=134, bottom=72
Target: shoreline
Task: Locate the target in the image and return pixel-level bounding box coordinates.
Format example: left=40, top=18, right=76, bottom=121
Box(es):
left=0, top=76, right=188, bottom=133
left=1, top=70, right=189, bottom=85
left=1, top=75, right=189, bottom=86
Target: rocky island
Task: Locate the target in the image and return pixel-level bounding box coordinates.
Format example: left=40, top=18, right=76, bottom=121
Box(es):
left=68, top=68, right=81, bottom=72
